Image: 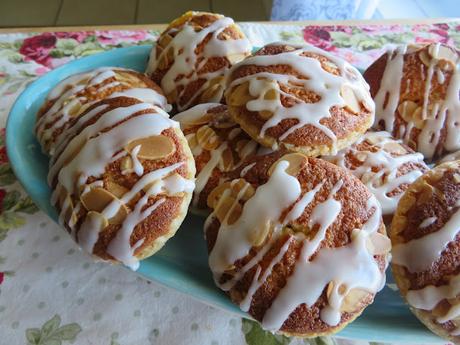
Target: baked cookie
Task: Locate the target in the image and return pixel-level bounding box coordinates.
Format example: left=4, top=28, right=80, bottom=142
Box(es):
left=364, top=43, right=460, bottom=162
left=225, top=42, right=375, bottom=156
left=36, top=67, right=169, bottom=155
left=147, top=11, right=252, bottom=111
left=173, top=103, right=258, bottom=212
left=205, top=152, right=390, bottom=337
left=323, top=131, right=428, bottom=218
left=391, top=160, right=460, bottom=343
left=46, top=95, right=195, bottom=270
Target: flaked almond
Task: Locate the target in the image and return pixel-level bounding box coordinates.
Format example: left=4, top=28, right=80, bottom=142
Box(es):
left=263, top=88, right=278, bottom=101
left=341, top=288, right=369, bottom=313
left=81, top=187, right=117, bottom=213
left=383, top=141, right=407, bottom=155
left=207, top=182, right=231, bottom=209
left=268, top=153, right=308, bottom=177
left=418, top=182, right=435, bottom=205
left=230, top=178, right=255, bottom=201
left=219, top=148, right=234, bottom=172
left=259, top=110, right=273, bottom=120
left=366, top=232, right=392, bottom=255
left=200, top=83, right=223, bottom=103
left=126, top=135, right=175, bottom=160
left=355, top=152, right=368, bottom=162
left=227, top=82, right=250, bottom=106
left=106, top=180, right=129, bottom=198
left=249, top=220, right=272, bottom=247
left=341, top=85, right=361, bottom=114
left=121, top=156, right=133, bottom=172
left=214, top=195, right=242, bottom=225
left=186, top=133, right=199, bottom=150
left=158, top=33, right=173, bottom=48
left=196, top=125, right=221, bottom=150
left=397, top=100, right=418, bottom=121
left=409, top=107, right=425, bottom=129
left=80, top=187, right=129, bottom=224
left=429, top=44, right=458, bottom=64
left=227, top=53, right=248, bottom=65
left=419, top=49, right=431, bottom=67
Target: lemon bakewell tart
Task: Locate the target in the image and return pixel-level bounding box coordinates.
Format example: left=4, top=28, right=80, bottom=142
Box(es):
left=391, top=160, right=460, bottom=342
left=364, top=43, right=460, bottom=162
left=147, top=11, right=252, bottom=111
left=225, top=42, right=375, bottom=156
left=205, top=151, right=390, bottom=336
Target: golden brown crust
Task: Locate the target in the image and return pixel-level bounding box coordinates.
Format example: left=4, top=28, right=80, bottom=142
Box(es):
left=205, top=153, right=387, bottom=336
left=51, top=96, right=195, bottom=264
left=149, top=11, right=251, bottom=111
left=364, top=43, right=460, bottom=162
left=391, top=160, right=460, bottom=341
left=225, top=43, right=374, bottom=156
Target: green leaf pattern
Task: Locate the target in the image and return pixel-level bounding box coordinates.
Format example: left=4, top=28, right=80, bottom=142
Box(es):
left=25, top=314, right=82, bottom=345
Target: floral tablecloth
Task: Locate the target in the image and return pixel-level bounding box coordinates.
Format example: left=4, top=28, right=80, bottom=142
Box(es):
left=1, top=20, right=460, bottom=345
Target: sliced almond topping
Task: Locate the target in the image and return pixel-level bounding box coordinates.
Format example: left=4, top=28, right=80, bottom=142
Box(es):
left=81, top=187, right=117, bottom=213
left=106, top=180, right=129, bottom=199
left=382, top=141, right=407, bottom=155
left=230, top=178, right=255, bottom=201
left=227, top=82, right=250, bottom=106
left=249, top=220, right=272, bottom=247
left=263, top=88, right=278, bottom=101
left=121, top=156, right=133, bottom=172
left=125, top=135, right=176, bottom=160
left=207, top=182, right=232, bottom=209
left=419, top=49, right=431, bottom=67
left=429, top=44, right=458, bottom=64
left=196, top=125, right=221, bottom=151
left=341, top=85, right=361, bottom=114
left=366, top=232, right=392, bottom=255
left=341, top=288, right=369, bottom=313
left=227, top=53, right=248, bottom=65
left=259, top=110, right=273, bottom=120
left=219, top=148, right=234, bottom=172
left=418, top=183, right=435, bottom=205
left=268, top=153, right=308, bottom=177
left=186, top=133, right=199, bottom=150
left=200, top=83, right=224, bottom=103
left=355, top=152, right=368, bottom=162
left=214, top=195, right=242, bottom=225
left=397, top=100, right=418, bottom=120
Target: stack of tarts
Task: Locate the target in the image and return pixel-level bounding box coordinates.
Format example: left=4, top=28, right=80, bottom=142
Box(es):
left=35, top=9, right=460, bottom=342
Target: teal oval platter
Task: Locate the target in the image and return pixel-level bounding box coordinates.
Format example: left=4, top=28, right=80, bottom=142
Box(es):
left=6, top=45, right=443, bottom=343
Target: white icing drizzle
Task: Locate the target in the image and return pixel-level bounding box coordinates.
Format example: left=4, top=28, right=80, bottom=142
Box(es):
left=208, top=160, right=302, bottom=276
left=147, top=17, right=251, bottom=110
left=262, top=195, right=384, bottom=330
left=37, top=67, right=171, bottom=155
left=374, top=45, right=407, bottom=133
left=172, top=103, right=221, bottom=124
left=107, top=196, right=165, bottom=271
left=392, top=207, right=460, bottom=273
left=50, top=107, right=177, bottom=195
left=375, top=44, right=460, bottom=160
left=208, top=159, right=385, bottom=329
left=128, top=145, right=143, bottom=176
left=420, top=216, right=437, bottom=228
left=108, top=88, right=171, bottom=112
left=324, top=131, right=425, bottom=215
left=240, top=162, right=256, bottom=177
left=228, top=43, right=374, bottom=149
